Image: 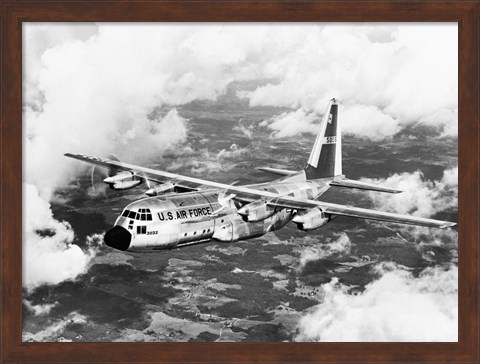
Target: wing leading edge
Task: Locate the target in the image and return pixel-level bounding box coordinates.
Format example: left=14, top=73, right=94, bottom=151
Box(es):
left=65, top=153, right=456, bottom=229
left=330, top=178, right=402, bottom=194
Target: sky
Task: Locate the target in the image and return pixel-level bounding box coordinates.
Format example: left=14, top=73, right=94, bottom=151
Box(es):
left=23, top=23, right=458, bottom=342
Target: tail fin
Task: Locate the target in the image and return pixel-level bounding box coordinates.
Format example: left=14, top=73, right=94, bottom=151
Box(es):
left=304, top=98, right=342, bottom=179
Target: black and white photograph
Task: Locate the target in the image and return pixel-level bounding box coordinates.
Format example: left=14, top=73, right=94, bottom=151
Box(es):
left=23, top=23, right=458, bottom=342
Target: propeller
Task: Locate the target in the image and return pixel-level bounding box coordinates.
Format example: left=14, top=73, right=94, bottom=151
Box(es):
left=89, top=154, right=120, bottom=193
left=266, top=215, right=279, bottom=232
left=213, top=180, right=240, bottom=214
left=262, top=193, right=286, bottom=231
left=90, top=165, right=108, bottom=193
left=139, top=172, right=151, bottom=189
left=265, top=196, right=292, bottom=232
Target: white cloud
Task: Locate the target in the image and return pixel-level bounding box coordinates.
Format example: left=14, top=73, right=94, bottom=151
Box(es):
left=341, top=104, right=401, bottom=140
left=419, top=108, right=458, bottom=137
left=233, top=120, right=255, bottom=139
left=23, top=23, right=98, bottom=112
left=263, top=104, right=402, bottom=140
left=24, top=25, right=195, bottom=194
left=261, top=109, right=319, bottom=138
left=296, top=264, right=457, bottom=342
left=216, top=144, right=247, bottom=159
left=23, top=299, right=58, bottom=316
left=361, top=167, right=457, bottom=217
left=25, top=102, right=187, bottom=195
left=23, top=183, right=100, bottom=291
left=25, top=24, right=458, bottom=194
left=298, top=233, right=351, bottom=269
left=23, top=311, right=87, bottom=342
left=242, top=24, right=457, bottom=138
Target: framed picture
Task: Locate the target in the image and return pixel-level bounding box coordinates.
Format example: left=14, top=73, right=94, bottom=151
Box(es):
left=1, top=1, right=478, bottom=363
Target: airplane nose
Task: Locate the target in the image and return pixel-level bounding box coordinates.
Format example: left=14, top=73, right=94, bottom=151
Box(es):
left=104, top=226, right=131, bottom=251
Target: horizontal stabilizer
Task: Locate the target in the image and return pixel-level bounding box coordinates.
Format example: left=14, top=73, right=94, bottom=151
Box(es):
left=330, top=178, right=402, bottom=194
left=257, top=167, right=297, bottom=176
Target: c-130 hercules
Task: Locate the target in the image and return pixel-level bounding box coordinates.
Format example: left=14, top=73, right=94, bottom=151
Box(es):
left=66, top=99, right=456, bottom=252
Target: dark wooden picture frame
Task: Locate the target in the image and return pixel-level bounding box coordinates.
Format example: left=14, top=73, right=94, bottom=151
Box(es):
left=1, top=1, right=478, bottom=362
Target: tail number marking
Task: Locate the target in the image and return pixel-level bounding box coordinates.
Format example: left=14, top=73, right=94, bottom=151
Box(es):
left=324, top=136, right=337, bottom=144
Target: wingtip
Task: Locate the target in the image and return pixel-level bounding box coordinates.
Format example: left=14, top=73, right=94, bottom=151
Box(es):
left=440, top=222, right=457, bottom=229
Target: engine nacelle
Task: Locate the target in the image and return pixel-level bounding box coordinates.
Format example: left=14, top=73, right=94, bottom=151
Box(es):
left=103, top=172, right=142, bottom=190
left=292, top=208, right=331, bottom=231
left=145, top=182, right=175, bottom=196
left=237, top=200, right=275, bottom=222
left=111, top=179, right=142, bottom=190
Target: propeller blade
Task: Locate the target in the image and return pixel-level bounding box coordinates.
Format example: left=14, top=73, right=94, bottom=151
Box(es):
left=90, top=156, right=113, bottom=193
left=217, top=180, right=240, bottom=209
left=213, top=193, right=237, bottom=214
left=138, top=172, right=151, bottom=189
left=91, top=165, right=96, bottom=192
left=107, top=154, right=121, bottom=177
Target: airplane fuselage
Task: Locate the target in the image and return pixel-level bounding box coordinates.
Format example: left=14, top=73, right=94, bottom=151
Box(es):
left=104, top=176, right=332, bottom=252
left=72, top=99, right=456, bottom=253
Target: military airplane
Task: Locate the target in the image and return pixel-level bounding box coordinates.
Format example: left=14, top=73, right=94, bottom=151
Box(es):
left=65, top=99, right=456, bottom=252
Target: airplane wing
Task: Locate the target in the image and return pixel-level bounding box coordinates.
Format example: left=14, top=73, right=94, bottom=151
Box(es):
left=65, top=153, right=201, bottom=191
left=267, top=199, right=456, bottom=228
left=65, top=153, right=456, bottom=229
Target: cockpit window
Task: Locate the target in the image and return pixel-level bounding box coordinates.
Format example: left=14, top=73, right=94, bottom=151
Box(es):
left=129, top=208, right=153, bottom=221
left=122, top=208, right=153, bottom=221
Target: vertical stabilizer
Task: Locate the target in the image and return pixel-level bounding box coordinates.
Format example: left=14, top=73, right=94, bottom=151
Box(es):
left=304, top=98, right=342, bottom=179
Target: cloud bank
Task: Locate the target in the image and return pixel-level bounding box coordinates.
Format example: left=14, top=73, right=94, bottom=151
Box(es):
left=298, top=233, right=351, bottom=269
left=260, top=109, right=320, bottom=139
left=296, top=263, right=457, bottom=342
left=23, top=299, right=58, bottom=316
left=25, top=24, right=458, bottom=194
left=245, top=24, right=457, bottom=139
left=23, top=183, right=100, bottom=291
left=25, top=24, right=458, bottom=192
left=361, top=167, right=458, bottom=218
